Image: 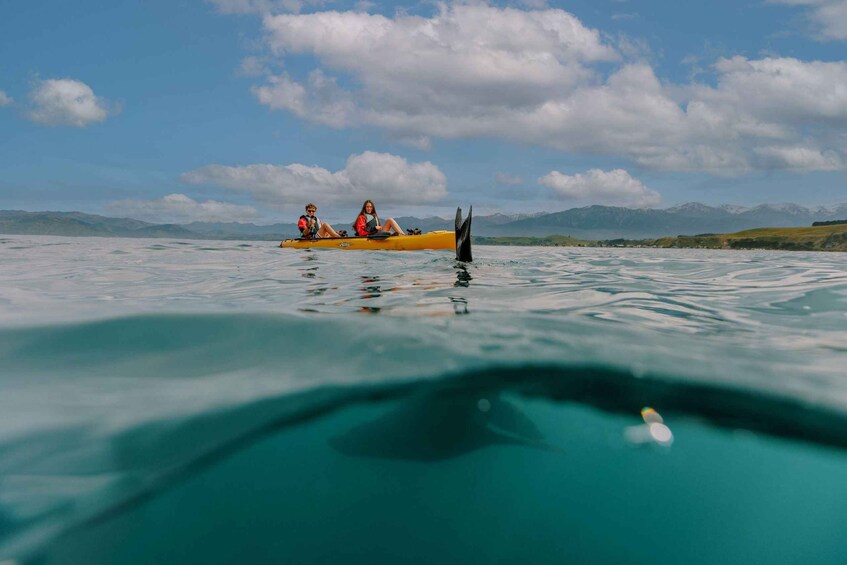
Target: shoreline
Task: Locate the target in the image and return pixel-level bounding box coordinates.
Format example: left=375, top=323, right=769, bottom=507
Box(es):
left=475, top=223, right=847, bottom=252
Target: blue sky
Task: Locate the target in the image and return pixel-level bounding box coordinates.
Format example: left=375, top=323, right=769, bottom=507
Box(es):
left=1, top=0, right=846, bottom=223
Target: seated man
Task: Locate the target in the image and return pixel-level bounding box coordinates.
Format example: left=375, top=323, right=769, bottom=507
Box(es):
left=298, top=203, right=342, bottom=239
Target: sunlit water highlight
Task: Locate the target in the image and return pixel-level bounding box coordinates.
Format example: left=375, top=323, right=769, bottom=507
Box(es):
left=1, top=235, right=847, bottom=564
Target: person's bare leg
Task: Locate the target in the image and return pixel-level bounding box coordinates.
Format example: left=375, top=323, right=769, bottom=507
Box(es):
left=319, top=223, right=341, bottom=238
left=382, top=218, right=403, bottom=235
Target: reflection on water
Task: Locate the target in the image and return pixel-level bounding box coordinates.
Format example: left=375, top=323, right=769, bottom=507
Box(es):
left=306, top=286, right=329, bottom=296
left=454, top=263, right=472, bottom=287
left=359, top=275, right=382, bottom=299
left=450, top=296, right=469, bottom=315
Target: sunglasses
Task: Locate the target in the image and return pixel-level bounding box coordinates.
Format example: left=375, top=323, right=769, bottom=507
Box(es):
left=307, top=209, right=316, bottom=213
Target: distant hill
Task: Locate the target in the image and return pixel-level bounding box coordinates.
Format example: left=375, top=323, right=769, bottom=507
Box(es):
left=393, top=215, right=453, bottom=233
left=0, top=211, right=294, bottom=240
left=3, top=203, right=847, bottom=240
left=0, top=210, right=159, bottom=238
left=494, top=203, right=847, bottom=239
left=181, top=221, right=295, bottom=240
left=394, top=211, right=542, bottom=234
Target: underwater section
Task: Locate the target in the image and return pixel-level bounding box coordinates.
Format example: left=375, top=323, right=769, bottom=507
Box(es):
left=16, top=370, right=847, bottom=565
left=1, top=311, right=847, bottom=563
left=1, top=238, right=847, bottom=562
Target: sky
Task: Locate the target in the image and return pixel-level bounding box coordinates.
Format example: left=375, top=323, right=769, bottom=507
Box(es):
left=1, top=0, right=846, bottom=224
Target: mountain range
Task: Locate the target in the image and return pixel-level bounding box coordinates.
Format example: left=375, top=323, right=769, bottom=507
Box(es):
left=2, top=203, right=846, bottom=241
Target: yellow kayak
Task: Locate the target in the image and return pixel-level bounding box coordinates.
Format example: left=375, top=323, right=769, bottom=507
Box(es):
left=280, top=230, right=454, bottom=251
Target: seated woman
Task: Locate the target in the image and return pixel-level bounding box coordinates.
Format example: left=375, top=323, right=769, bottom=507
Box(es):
left=353, top=200, right=404, bottom=236
left=298, top=203, right=342, bottom=239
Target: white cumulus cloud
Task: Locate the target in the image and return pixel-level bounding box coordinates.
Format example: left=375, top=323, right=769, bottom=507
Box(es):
left=767, top=0, right=847, bottom=40
left=0, top=90, right=12, bottom=107
left=238, top=56, right=268, bottom=77
left=754, top=146, right=844, bottom=170
left=255, top=4, right=617, bottom=126
left=180, top=151, right=447, bottom=211
left=538, top=168, right=661, bottom=207
left=239, top=4, right=847, bottom=173
left=667, top=56, right=847, bottom=171
left=28, top=78, right=115, bottom=127
left=107, top=194, right=259, bottom=223
left=252, top=70, right=356, bottom=127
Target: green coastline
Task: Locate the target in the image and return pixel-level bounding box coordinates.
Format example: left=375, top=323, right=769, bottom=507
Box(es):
left=475, top=224, right=847, bottom=252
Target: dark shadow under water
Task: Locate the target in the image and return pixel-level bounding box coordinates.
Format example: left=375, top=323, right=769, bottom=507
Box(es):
left=9, top=364, right=847, bottom=564
left=329, top=391, right=560, bottom=462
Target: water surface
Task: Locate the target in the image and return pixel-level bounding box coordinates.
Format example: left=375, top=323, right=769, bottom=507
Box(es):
left=1, top=235, right=847, bottom=563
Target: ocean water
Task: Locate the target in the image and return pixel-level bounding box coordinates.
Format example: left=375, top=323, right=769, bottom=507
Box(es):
left=2, top=235, right=847, bottom=564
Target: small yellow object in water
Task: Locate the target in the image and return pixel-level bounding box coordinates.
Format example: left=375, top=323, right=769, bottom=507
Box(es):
left=641, top=407, right=664, bottom=424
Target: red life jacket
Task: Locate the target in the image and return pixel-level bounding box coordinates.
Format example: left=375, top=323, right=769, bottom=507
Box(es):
left=354, top=213, right=378, bottom=236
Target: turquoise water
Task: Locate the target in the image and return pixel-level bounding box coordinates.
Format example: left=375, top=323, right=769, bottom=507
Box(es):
left=2, top=235, right=847, bottom=564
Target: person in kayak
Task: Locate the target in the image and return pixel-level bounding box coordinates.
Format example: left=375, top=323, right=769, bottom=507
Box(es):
left=298, top=203, right=342, bottom=239
left=353, top=200, right=404, bottom=236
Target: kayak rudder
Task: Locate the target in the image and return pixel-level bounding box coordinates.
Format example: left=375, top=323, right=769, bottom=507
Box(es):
left=455, top=206, right=472, bottom=262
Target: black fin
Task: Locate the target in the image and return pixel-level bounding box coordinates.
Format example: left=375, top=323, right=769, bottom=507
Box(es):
left=455, top=206, right=473, bottom=262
